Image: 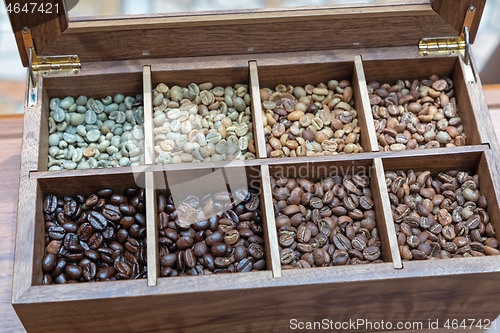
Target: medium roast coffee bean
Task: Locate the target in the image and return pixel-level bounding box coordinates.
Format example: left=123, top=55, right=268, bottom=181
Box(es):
left=387, top=169, right=498, bottom=261
left=273, top=174, right=382, bottom=269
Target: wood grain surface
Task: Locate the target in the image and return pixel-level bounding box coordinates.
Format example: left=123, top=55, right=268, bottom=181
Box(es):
left=2, top=92, right=500, bottom=332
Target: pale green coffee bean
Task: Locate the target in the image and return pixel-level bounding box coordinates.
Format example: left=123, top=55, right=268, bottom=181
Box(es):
left=86, top=129, right=100, bottom=142
left=88, top=157, right=98, bottom=168
left=60, top=97, right=75, bottom=110
left=62, top=160, right=77, bottom=170
left=131, top=125, right=144, bottom=140
left=63, top=133, right=76, bottom=144
left=124, top=96, right=134, bottom=109
left=213, top=86, right=224, bottom=97
left=48, top=133, right=60, bottom=146
left=72, top=148, right=83, bottom=163
left=76, top=125, right=86, bottom=137
left=227, top=142, right=239, bottom=155
left=225, top=95, right=234, bottom=107
left=181, top=121, right=192, bottom=134
left=135, top=109, right=144, bottom=125
left=119, top=103, right=128, bottom=112
left=192, top=148, right=203, bottom=161
left=211, top=154, right=223, bottom=162
left=49, top=147, right=59, bottom=157
left=171, top=86, right=183, bottom=102
left=129, top=146, right=141, bottom=157
left=167, top=109, right=181, bottom=120
left=170, top=120, right=181, bottom=132
left=98, top=153, right=110, bottom=161
left=238, top=136, right=248, bottom=150
left=206, top=132, right=222, bottom=144
left=175, top=135, right=187, bottom=147
left=53, top=108, right=66, bottom=122
left=196, top=133, right=207, bottom=146
left=233, top=97, right=246, bottom=112
left=97, top=140, right=111, bottom=152
left=180, top=153, right=193, bottom=162
left=50, top=98, right=60, bottom=111
left=49, top=165, right=62, bottom=171
left=228, top=111, right=239, bottom=121
left=114, top=111, right=126, bottom=124
left=154, top=113, right=166, bottom=126
left=158, top=152, right=172, bottom=164
left=102, top=96, right=113, bottom=105
left=111, top=136, right=121, bottom=148
left=123, top=122, right=133, bottom=132
left=75, top=95, right=87, bottom=105
left=68, top=103, right=77, bottom=113
left=97, top=113, right=106, bottom=122
left=77, top=162, right=90, bottom=169
left=125, top=110, right=134, bottom=123
left=105, top=103, right=119, bottom=113
left=85, top=110, right=97, bottom=124
left=215, top=139, right=228, bottom=154
left=48, top=117, right=56, bottom=134
left=55, top=149, right=66, bottom=159
left=119, top=157, right=130, bottom=167
left=70, top=113, right=84, bottom=126
left=97, top=160, right=110, bottom=168
left=88, top=99, right=104, bottom=114
left=166, top=132, right=180, bottom=141
left=113, top=126, right=123, bottom=136
left=153, top=92, right=163, bottom=106
left=121, top=146, right=129, bottom=157
left=113, top=94, right=124, bottom=104
left=199, top=147, right=210, bottom=158
left=235, top=124, right=249, bottom=137
left=76, top=105, right=86, bottom=113
left=167, top=155, right=179, bottom=164
left=107, top=146, right=119, bottom=155
left=64, top=149, right=73, bottom=162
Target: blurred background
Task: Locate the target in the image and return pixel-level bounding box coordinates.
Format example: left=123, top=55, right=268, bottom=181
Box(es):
left=0, top=0, right=499, bottom=115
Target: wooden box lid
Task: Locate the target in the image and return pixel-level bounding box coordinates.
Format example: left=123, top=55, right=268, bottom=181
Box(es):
left=6, top=0, right=486, bottom=67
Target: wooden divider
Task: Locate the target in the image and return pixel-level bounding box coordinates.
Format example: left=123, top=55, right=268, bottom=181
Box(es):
left=353, top=55, right=379, bottom=153
left=259, top=165, right=282, bottom=278
left=145, top=171, right=159, bottom=286
left=372, top=158, right=403, bottom=269
left=249, top=61, right=267, bottom=159
left=142, top=66, right=155, bottom=166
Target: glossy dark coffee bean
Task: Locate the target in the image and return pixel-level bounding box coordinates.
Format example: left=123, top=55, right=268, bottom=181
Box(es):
left=96, top=267, right=116, bottom=281
left=43, top=194, right=58, bottom=214
left=88, top=211, right=107, bottom=231
left=42, top=253, right=57, bottom=272
left=47, top=226, right=65, bottom=240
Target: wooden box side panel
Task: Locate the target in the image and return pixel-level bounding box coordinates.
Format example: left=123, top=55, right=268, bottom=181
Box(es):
left=13, top=271, right=500, bottom=333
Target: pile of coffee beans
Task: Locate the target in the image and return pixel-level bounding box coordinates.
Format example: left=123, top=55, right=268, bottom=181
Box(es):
left=261, top=80, right=363, bottom=158
left=48, top=94, right=145, bottom=170
left=42, top=187, right=147, bottom=284
left=386, top=169, right=499, bottom=260
left=158, top=188, right=266, bottom=277
left=368, top=75, right=466, bottom=151
left=272, top=174, right=383, bottom=268
left=153, top=83, right=256, bottom=164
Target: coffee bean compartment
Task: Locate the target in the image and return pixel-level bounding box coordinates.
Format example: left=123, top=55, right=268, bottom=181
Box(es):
left=36, top=172, right=148, bottom=285
left=268, top=158, right=402, bottom=272
left=382, top=148, right=500, bottom=262
left=255, top=59, right=376, bottom=159
left=150, top=67, right=257, bottom=165
left=154, top=166, right=272, bottom=278
left=39, top=72, right=146, bottom=172
left=363, top=57, right=481, bottom=152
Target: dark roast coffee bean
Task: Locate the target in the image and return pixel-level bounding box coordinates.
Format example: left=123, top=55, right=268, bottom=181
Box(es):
left=43, top=194, right=58, bottom=214
left=42, top=253, right=57, bottom=272
left=248, top=243, right=264, bottom=259
left=88, top=211, right=107, bottom=231
left=65, top=265, right=82, bottom=280
left=47, top=226, right=65, bottom=240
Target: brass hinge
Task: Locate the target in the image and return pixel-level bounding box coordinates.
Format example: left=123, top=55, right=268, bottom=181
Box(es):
left=21, top=27, right=81, bottom=107
left=419, top=6, right=476, bottom=83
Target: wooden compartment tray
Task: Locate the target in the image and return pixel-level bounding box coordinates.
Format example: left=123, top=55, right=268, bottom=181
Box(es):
left=8, top=0, right=500, bottom=331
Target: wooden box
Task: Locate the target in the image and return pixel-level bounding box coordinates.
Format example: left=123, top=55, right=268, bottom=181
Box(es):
left=8, top=0, right=500, bottom=331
